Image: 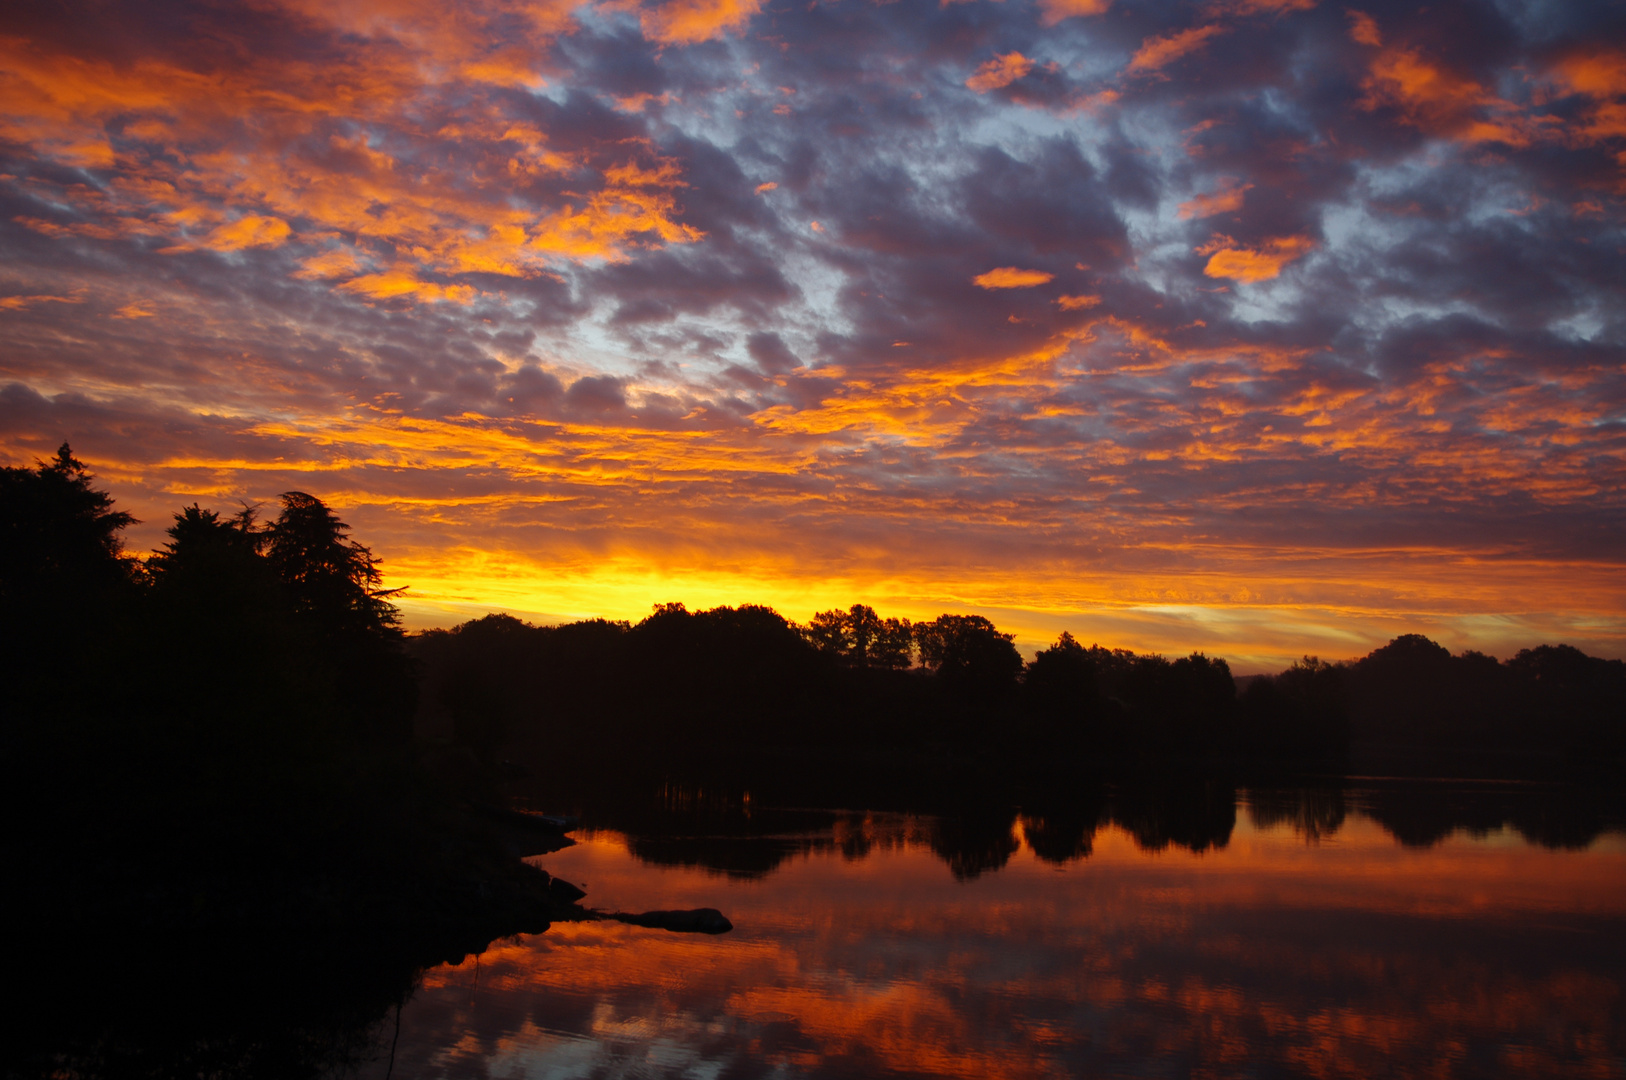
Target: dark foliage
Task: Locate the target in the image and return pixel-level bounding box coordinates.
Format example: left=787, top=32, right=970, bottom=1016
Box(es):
left=1, top=448, right=552, bottom=1072
left=1343, top=633, right=1626, bottom=763
left=408, top=600, right=1624, bottom=776
left=0, top=443, right=137, bottom=602
left=413, top=603, right=841, bottom=762
left=0, top=444, right=141, bottom=721
left=1236, top=657, right=1350, bottom=762
left=622, top=602, right=830, bottom=746
left=262, top=492, right=415, bottom=741
left=915, top=613, right=1024, bottom=706
left=1018, top=636, right=1246, bottom=759
left=805, top=603, right=915, bottom=669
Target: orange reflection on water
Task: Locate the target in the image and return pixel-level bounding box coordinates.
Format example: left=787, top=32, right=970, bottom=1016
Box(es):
left=369, top=812, right=1626, bottom=1079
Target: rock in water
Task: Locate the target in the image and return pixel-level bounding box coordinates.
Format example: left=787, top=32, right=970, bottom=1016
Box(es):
left=616, top=908, right=733, bottom=934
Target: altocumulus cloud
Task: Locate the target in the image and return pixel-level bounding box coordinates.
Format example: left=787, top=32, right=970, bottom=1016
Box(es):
left=1, top=0, right=1623, bottom=667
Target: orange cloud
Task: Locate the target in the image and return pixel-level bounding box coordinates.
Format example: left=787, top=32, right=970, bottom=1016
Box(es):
left=54, top=140, right=116, bottom=168
left=543, top=160, right=709, bottom=254
left=1342, top=25, right=1623, bottom=184
left=1130, top=25, right=1228, bottom=73
left=1346, top=9, right=1382, bottom=47
left=199, top=215, right=292, bottom=252
left=1179, top=179, right=1253, bottom=219
left=1062, top=88, right=1122, bottom=115
left=15, top=217, right=157, bottom=242
left=608, top=91, right=674, bottom=112
left=1548, top=50, right=1626, bottom=158
left=973, top=267, right=1055, bottom=289
left=1350, top=24, right=1565, bottom=149
left=5, top=0, right=1624, bottom=672
left=1201, top=236, right=1314, bottom=282
left=1360, top=48, right=1502, bottom=133
left=275, top=0, right=577, bottom=84
left=966, top=52, right=1034, bottom=94
left=0, top=14, right=706, bottom=305
left=0, top=293, right=83, bottom=310
left=1552, top=50, right=1626, bottom=98
left=1037, top=0, right=1111, bottom=25
left=338, top=269, right=478, bottom=303
left=294, top=248, right=369, bottom=280
left=640, top=0, right=765, bottom=45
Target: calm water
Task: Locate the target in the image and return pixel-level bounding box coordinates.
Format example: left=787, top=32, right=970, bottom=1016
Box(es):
left=355, top=782, right=1626, bottom=1080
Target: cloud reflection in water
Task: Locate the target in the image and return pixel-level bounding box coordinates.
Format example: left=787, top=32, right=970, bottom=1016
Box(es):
left=365, top=808, right=1626, bottom=1078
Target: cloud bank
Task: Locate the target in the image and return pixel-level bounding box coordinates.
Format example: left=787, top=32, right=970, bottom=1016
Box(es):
left=2, top=0, right=1623, bottom=667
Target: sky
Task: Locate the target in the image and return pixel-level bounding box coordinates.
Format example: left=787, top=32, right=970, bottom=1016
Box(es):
left=2, top=0, right=1623, bottom=670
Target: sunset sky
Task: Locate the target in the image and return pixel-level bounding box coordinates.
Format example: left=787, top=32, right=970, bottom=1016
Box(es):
left=2, top=0, right=1623, bottom=669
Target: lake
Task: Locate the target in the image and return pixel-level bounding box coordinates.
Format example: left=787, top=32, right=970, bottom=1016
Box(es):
left=354, top=778, right=1626, bottom=1079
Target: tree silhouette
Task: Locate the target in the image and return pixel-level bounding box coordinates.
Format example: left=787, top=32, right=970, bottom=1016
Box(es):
left=915, top=613, right=1022, bottom=700
left=146, top=503, right=277, bottom=630
left=804, top=604, right=914, bottom=669
left=143, top=503, right=317, bottom=734
left=257, top=492, right=413, bottom=741
left=420, top=613, right=547, bottom=764
left=6, top=463, right=568, bottom=1054
left=147, top=503, right=263, bottom=581
left=1503, top=644, right=1626, bottom=757
left=265, top=492, right=403, bottom=639
left=870, top=613, right=915, bottom=670
left=0, top=443, right=140, bottom=719
left=0, top=442, right=137, bottom=606
left=804, top=607, right=847, bottom=655
left=1019, top=795, right=1107, bottom=864
left=623, top=602, right=828, bottom=749
left=1021, top=632, right=1101, bottom=752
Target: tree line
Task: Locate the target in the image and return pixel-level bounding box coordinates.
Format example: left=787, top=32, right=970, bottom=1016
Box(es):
left=6, top=446, right=1621, bottom=792
left=416, top=602, right=1625, bottom=772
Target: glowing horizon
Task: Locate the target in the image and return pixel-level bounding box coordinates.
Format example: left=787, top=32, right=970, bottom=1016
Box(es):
left=2, top=0, right=1622, bottom=671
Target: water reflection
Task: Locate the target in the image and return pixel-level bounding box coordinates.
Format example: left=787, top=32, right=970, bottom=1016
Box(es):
left=22, top=779, right=1626, bottom=1079
left=359, top=796, right=1626, bottom=1073
left=1244, top=784, right=1347, bottom=842
left=358, top=791, right=1626, bottom=1080
left=1357, top=780, right=1622, bottom=850
left=511, top=774, right=1626, bottom=880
